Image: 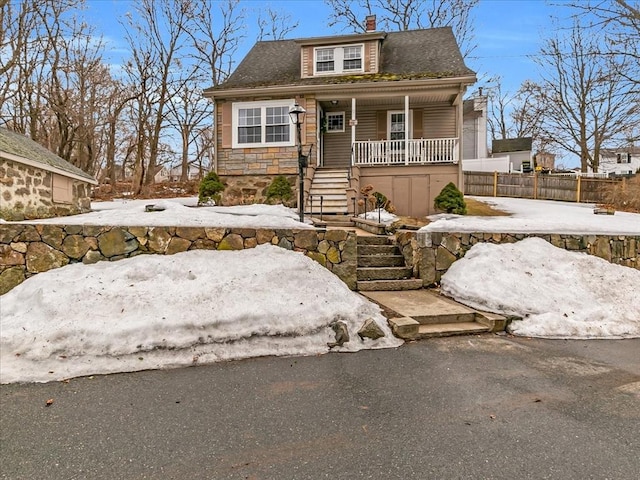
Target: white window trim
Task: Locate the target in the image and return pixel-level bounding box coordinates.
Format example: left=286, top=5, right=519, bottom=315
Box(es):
left=232, top=99, right=296, bottom=148
left=387, top=110, right=413, bottom=140
left=325, top=112, right=345, bottom=133
left=313, top=44, right=364, bottom=76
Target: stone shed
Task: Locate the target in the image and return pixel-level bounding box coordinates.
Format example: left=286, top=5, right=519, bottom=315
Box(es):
left=0, top=128, right=97, bottom=220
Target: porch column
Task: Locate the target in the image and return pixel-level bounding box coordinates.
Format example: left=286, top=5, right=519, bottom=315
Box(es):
left=404, top=95, right=409, bottom=165
left=351, top=97, right=356, bottom=166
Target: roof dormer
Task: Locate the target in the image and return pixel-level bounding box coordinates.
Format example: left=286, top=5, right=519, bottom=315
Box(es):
left=296, top=32, right=386, bottom=79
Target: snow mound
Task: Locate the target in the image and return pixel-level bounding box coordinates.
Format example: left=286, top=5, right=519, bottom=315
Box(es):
left=0, top=245, right=401, bottom=384
left=440, top=237, right=640, bottom=339
left=358, top=208, right=398, bottom=224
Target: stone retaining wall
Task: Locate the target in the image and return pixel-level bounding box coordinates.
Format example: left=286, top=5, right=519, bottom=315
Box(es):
left=0, top=224, right=357, bottom=295
left=411, top=231, right=639, bottom=286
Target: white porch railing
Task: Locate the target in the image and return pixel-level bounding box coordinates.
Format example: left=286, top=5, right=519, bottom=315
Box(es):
left=352, top=138, right=459, bottom=166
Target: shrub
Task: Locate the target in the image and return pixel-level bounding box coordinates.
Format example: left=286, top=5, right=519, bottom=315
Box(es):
left=265, top=175, right=293, bottom=204
left=434, top=182, right=467, bottom=214
left=198, top=172, right=225, bottom=205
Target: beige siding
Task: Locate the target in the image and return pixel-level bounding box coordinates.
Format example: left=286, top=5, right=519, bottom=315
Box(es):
left=359, top=164, right=459, bottom=216
left=301, top=46, right=312, bottom=78
left=422, top=103, right=456, bottom=138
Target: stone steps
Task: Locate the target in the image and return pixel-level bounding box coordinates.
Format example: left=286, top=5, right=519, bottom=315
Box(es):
left=361, top=290, right=507, bottom=340
left=357, top=266, right=414, bottom=281
left=356, top=234, right=420, bottom=292
left=357, top=279, right=424, bottom=291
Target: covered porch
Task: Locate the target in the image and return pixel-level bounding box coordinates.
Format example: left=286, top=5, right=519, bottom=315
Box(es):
left=314, top=89, right=463, bottom=169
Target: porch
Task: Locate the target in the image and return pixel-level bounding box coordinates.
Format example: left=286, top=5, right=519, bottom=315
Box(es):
left=352, top=137, right=459, bottom=166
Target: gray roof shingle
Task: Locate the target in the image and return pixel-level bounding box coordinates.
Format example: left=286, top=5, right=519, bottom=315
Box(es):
left=0, top=127, right=96, bottom=182
left=492, top=137, right=533, bottom=153
left=208, top=27, right=475, bottom=92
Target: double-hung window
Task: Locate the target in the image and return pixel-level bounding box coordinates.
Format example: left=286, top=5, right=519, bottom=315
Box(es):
left=233, top=100, right=295, bottom=148
left=314, top=44, right=363, bottom=75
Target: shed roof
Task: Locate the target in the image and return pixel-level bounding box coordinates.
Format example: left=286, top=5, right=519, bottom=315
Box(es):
left=492, top=137, right=533, bottom=154
left=207, top=27, right=475, bottom=92
left=0, top=128, right=97, bottom=184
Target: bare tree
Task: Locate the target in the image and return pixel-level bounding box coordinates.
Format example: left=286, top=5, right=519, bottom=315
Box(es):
left=187, top=0, right=245, bottom=87
left=121, top=0, right=195, bottom=192
left=569, top=0, right=640, bottom=94
left=325, top=0, right=478, bottom=56
left=256, top=6, right=299, bottom=41
left=525, top=21, right=639, bottom=172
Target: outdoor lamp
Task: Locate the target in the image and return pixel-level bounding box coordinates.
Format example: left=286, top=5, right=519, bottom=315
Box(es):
left=289, top=103, right=307, bottom=222
left=289, top=102, right=306, bottom=126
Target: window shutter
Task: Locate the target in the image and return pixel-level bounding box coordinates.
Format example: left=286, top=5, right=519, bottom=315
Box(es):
left=377, top=111, right=386, bottom=140
left=221, top=102, right=232, bottom=148
left=413, top=109, right=423, bottom=138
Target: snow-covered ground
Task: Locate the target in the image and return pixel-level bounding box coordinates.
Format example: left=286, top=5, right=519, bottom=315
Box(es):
left=0, top=245, right=401, bottom=384
left=2, top=196, right=639, bottom=384
left=441, top=238, right=640, bottom=339
left=429, top=197, right=640, bottom=340
left=424, top=196, right=640, bottom=235
left=17, top=197, right=314, bottom=229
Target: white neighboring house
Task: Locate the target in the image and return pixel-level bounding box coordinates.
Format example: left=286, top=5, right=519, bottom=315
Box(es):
left=155, top=165, right=203, bottom=183
left=597, top=147, right=640, bottom=176
left=461, top=95, right=514, bottom=173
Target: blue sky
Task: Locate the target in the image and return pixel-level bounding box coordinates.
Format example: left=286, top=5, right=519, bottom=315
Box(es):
left=86, top=0, right=572, bottom=96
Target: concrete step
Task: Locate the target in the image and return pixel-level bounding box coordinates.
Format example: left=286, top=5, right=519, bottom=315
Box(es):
left=357, top=279, right=423, bottom=291
left=309, top=188, right=349, bottom=195
left=358, top=244, right=398, bottom=256
left=357, top=235, right=392, bottom=246
left=309, top=199, right=347, bottom=207
left=312, top=174, right=349, bottom=181
left=308, top=193, right=348, bottom=201
left=357, top=255, right=406, bottom=267
left=387, top=317, right=490, bottom=340
left=313, top=168, right=349, bottom=175
left=357, top=267, right=413, bottom=281
left=417, top=322, right=490, bottom=338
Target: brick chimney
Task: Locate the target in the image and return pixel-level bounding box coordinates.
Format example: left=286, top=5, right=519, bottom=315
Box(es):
left=365, top=15, right=376, bottom=32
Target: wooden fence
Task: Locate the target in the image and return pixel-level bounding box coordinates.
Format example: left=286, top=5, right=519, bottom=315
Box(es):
left=463, top=172, right=618, bottom=203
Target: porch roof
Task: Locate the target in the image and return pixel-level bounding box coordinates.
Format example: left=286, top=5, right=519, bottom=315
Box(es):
left=206, top=27, right=475, bottom=95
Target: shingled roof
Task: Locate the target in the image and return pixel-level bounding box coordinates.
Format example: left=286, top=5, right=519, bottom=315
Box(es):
left=0, top=127, right=97, bottom=183
left=492, top=137, right=533, bottom=154
left=207, top=27, right=475, bottom=92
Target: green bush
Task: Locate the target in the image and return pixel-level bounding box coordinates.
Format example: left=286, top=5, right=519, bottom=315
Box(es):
left=434, top=182, right=466, bottom=214
left=265, top=175, right=293, bottom=204
left=198, top=172, right=225, bottom=205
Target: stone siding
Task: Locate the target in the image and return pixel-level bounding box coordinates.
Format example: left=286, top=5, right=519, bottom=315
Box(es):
left=220, top=174, right=297, bottom=207
left=215, top=96, right=318, bottom=206
left=0, top=224, right=357, bottom=295
left=0, top=159, right=92, bottom=220
left=410, top=231, right=639, bottom=286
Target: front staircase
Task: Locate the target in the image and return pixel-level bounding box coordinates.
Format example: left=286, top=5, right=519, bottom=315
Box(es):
left=307, top=168, right=349, bottom=215
left=356, top=235, right=422, bottom=291
left=356, top=235, right=507, bottom=338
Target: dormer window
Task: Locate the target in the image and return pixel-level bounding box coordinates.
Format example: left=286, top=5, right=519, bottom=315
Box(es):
left=314, top=44, right=363, bottom=75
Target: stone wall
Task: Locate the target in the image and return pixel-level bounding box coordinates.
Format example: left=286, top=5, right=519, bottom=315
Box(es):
left=220, top=174, right=297, bottom=207
left=0, top=159, right=92, bottom=221
left=411, top=231, right=639, bottom=286
left=0, top=224, right=357, bottom=295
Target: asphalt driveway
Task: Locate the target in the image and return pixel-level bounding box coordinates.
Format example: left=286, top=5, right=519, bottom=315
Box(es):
left=1, top=335, right=639, bottom=479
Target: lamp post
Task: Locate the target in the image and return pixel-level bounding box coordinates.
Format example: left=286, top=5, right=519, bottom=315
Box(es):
left=289, top=102, right=307, bottom=222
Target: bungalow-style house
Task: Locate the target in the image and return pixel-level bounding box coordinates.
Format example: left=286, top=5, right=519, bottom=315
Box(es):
left=492, top=137, right=533, bottom=173
left=203, top=17, right=476, bottom=217
left=597, top=147, right=640, bottom=176
left=154, top=165, right=203, bottom=183
left=0, top=127, right=97, bottom=220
